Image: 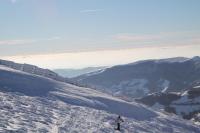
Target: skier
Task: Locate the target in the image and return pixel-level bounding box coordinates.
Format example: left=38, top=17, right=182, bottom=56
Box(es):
left=115, top=115, right=124, bottom=131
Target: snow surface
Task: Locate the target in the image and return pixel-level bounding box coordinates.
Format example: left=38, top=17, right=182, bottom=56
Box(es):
left=0, top=92, right=200, bottom=133
left=194, top=85, right=200, bottom=89
left=172, top=93, right=200, bottom=116
left=152, top=102, right=165, bottom=110
left=111, top=79, right=149, bottom=96
left=161, top=80, right=170, bottom=93
left=84, top=68, right=107, bottom=77
left=0, top=65, right=199, bottom=132
left=0, top=59, right=66, bottom=82
left=155, top=57, right=189, bottom=63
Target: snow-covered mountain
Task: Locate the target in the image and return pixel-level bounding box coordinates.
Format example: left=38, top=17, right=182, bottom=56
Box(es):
left=53, top=66, right=106, bottom=78
left=73, top=56, right=200, bottom=99
left=0, top=59, right=67, bottom=82
left=136, top=85, right=200, bottom=125
left=0, top=63, right=199, bottom=132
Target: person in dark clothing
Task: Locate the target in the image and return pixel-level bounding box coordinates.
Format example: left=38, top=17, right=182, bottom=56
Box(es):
left=115, top=115, right=124, bottom=131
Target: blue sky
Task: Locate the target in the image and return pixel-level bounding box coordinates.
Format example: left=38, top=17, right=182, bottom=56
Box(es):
left=0, top=0, right=200, bottom=68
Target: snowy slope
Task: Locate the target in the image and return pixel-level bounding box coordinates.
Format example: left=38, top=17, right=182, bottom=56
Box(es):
left=0, top=65, right=156, bottom=119
left=53, top=66, right=106, bottom=78
left=0, top=59, right=66, bottom=82
left=0, top=65, right=199, bottom=132
left=1, top=92, right=199, bottom=133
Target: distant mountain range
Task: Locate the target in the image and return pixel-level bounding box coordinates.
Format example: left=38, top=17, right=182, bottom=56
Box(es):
left=71, top=56, right=200, bottom=124
left=53, top=66, right=106, bottom=78
left=136, top=85, right=200, bottom=125
left=73, top=56, right=200, bottom=99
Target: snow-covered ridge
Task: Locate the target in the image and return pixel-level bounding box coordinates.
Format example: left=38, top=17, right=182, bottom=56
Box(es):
left=0, top=59, right=66, bottom=82
left=53, top=66, right=107, bottom=78
left=155, top=57, right=189, bottom=63
left=75, top=56, right=199, bottom=78
left=126, top=57, right=189, bottom=66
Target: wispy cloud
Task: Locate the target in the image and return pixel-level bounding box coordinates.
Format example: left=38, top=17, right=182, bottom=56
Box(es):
left=114, top=34, right=160, bottom=42
left=0, top=39, right=36, bottom=45
left=113, top=32, right=200, bottom=46
left=0, top=36, right=61, bottom=45
left=80, top=9, right=104, bottom=13
left=45, top=36, right=62, bottom=41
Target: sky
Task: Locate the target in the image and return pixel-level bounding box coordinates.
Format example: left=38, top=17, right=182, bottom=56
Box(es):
left=0, top=0, right=200, bottom=69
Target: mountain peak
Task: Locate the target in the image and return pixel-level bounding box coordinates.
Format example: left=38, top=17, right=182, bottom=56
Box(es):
left=192, top=56, right=200, bottom=61
left=155, top=57, right=189, bottom=63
